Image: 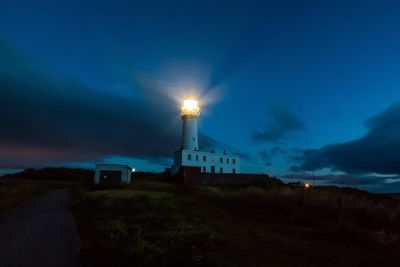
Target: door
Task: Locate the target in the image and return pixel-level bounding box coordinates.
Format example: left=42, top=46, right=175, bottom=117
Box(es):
left=211, top=166, right=215, bottom=173
left=100, top=170, right=122, bottom=185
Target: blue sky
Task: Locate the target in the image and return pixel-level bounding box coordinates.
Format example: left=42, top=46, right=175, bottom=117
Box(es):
left=1, top=0, right=400, bottom=191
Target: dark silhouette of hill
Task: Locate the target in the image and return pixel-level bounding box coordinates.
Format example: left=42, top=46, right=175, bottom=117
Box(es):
left=1, top=167, right=93, bottom=182
left=3, top=168, right=400, bottom=266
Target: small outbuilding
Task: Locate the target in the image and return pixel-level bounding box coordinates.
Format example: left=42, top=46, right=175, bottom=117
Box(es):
left=94, top=164, right=133, bottom=185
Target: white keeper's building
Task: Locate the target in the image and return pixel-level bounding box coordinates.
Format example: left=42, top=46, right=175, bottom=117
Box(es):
left=94, top=164, right=132, bottom=184
left=171, top=100, right=240, bottom=174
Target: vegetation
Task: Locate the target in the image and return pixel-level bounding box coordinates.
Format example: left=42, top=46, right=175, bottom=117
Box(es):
left=0, top=168, right=91, bottom=215
left=74, top=180, right=400, bottom=267
left=3, top=168, right=400, bottom=266
left=0, top=178, right=71, bottom=214
left=74, top=182, right=224, bottom=266
left=1, top=167, right=93, bottom=182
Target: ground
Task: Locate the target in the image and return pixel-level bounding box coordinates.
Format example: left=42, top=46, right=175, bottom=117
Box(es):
left=74, top=180, right=400, bottom=267
left=2, top=170, right=400, bottom=266
left=0, top=189, right=80, bottom=267
left=0, top=178, right=75, bottom=214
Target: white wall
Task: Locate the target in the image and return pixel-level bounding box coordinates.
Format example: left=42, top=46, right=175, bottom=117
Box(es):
left=181, top=116, right=199, bottom=150
left=94, top=164, right=132, bottom=184
left=172, top=150, right=240, bottom=174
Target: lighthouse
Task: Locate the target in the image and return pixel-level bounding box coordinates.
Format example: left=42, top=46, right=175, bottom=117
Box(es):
left=181, top=100, right=200, bottom=151
left=172, top=98, right=241, bottom=175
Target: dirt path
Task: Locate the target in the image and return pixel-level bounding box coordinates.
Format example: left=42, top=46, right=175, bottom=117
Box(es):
left=0, top=189, right=80, bottom=267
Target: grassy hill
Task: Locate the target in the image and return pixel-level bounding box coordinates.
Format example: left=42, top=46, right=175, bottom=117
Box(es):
left=1, top=167, right=93, bottom=181
left=2, top=168, right=400, bottom=266
left=73, top=180, right=400, bottom=267
left=0, top=168, right=90, bottom=214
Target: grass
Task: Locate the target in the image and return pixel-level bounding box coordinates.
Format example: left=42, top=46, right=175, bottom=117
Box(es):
left=74, top=184, right=225, bottom=266
left=0, top=178, right=75, bottom=215
left=3, top=169, right=399, bottom=266
left=0, top=168, right=92, bottom=215
left=197, top=186, right=400, bottom=266
left=73, top=180, right=400, bottom=267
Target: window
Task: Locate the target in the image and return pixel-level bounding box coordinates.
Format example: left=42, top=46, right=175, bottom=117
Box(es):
left=196, top=155, right=199, bottom=161
left=202, top=166, right=206, bottom=172
left=187, top=154, right=192, bottom=160
left=227, top=158, right=230, bottom=164
left=220, top=157, right=223, bottom=163
left=220, top=167, right=223, bottom=173
left=233, top=159, right=236, bottom=164
left=211, top=166, right=215, bottom=173
left=233, top=168, right=236, bottom=174
left=203, top=156, right=207, bottom=162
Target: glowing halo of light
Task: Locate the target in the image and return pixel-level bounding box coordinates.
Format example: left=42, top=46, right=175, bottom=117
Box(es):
left=170, top=84, right=223, bottom=119
left=183, top=99, right=198, bottom=110
left=132, top=64, right=225, bottom=120
left=181, top=99, right=200, bottom=116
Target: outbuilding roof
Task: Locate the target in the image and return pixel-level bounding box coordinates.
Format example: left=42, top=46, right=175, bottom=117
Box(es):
left=95, top=164, right=132, bottom=170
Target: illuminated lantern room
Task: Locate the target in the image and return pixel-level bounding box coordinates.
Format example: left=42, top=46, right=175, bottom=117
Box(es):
left=181, top=99, right=200, bottom=117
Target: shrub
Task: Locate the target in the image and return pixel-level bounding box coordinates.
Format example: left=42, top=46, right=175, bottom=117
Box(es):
left=74, top=189, right=222, bottom=266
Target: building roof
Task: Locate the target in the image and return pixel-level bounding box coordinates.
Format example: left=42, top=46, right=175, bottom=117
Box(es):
left=95, top=164, right=132, bottom=170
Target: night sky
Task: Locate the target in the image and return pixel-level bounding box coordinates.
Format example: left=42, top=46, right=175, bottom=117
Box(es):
left=1, top=0, right=400, bottom=192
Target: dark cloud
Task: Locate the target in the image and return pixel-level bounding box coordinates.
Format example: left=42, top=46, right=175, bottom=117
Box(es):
left=293, top=149, right=329, bottom=171
left=286, top=148, right=305, bottom=165
left=293, top=100, right=400, bottom=175
left=270, top=145, right=287, bottom=155
left=233, top=150, right=253, bottom=161
left=259, top=151, right=271, bottom=161
left=252, top=107, right=305, bottom=143
left=0, top=39, right=217, bottom=168
left=258, top=146, right=286, bottom=166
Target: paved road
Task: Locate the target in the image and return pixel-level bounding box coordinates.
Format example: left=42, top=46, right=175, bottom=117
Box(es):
left=0, top=189, right=80, bottom=267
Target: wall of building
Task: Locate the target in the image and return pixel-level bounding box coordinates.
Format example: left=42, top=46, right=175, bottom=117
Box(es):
left=174, top=166, right=271, bottom=185
left=200, top=173, right=269, bottom=185
left=94, top=164, right=132, bottom=184
left=181, top=116, right=199, bottom=150
left=172, top=150, right=240, bottom=174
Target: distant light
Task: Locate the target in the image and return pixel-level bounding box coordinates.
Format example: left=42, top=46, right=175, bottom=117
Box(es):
left=304, top=183, right=310, bottom=189
left=181, top=99, right=200, bottom=116
left=132, top=168, right=136, bottom=173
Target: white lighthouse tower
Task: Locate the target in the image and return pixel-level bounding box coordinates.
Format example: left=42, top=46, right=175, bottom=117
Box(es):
left=171, top=99, right=240, bottom=174
left=181, top=100, right=200, bottom=151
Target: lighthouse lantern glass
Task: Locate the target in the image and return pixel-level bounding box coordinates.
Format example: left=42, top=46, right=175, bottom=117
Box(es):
left=181, top=99, right=200, bottom=116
